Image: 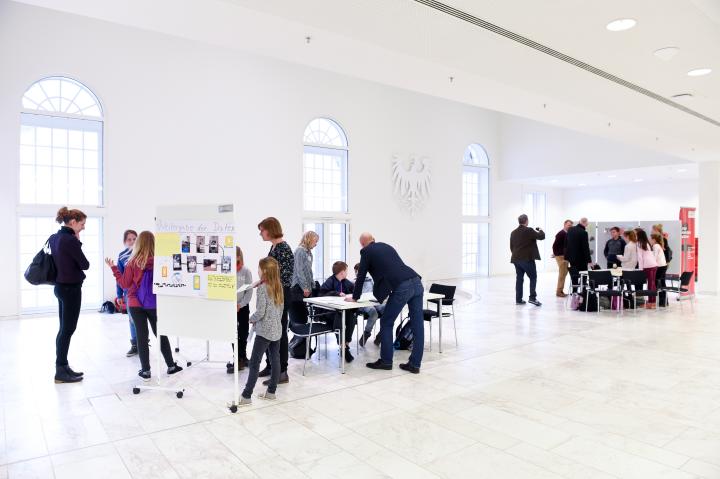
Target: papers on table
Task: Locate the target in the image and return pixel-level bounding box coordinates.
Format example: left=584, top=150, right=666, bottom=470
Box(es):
left=359, top=292, right=378, bottom=302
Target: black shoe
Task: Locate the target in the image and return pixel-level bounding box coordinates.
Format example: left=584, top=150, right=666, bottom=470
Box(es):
left=263, top=372, right=289, bottom=386
left=54, top=366, right=83, bottom=383
left=258, top=367, right=271, bottom=378
left=138, top=369, right=151, bottom=382
left=358, top=331, right=372, bottom=347
left=366, top=359, right=392, bottom=370
left=65, top=365, right=84, bottom=377
left=399, top=362, right=420, bottom=374
left=167, top=363, right=183, bottom=375
left=126, top=343, right=138, bottom=357
left=344, top=347, right=354, bottom=363
left=529, top=299, right=542, bottom=307
left=226, top=362, right=234, bottom=374
left=516, top=300, right=527, bottom=305
left=373, top=335, right=382, bottom=346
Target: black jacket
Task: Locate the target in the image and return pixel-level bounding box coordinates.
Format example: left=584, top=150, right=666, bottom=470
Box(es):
left=510, top=225, right=545, bottom=263
left=565, top=224, right=592, bottom=267
left=48, top=226, right=89, bottom=284
left=353, top=242, right=419, bottom=302
left=319, top=276, right=354, bottom=296
left=603, top=237, right=626, bottom=265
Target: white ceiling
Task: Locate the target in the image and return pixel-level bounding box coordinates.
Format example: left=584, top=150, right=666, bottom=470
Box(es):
left=14, top=0, right=720, bottom=164
left=516, top=163, right=698, bottom=189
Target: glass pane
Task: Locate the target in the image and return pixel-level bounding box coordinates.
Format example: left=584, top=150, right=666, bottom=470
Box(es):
left=19, top=165, right=36, bottom=203
left=52, top=167, right=68, bottom=203
left=20, top=125, right=35, bottom=145
left=36, top=166, right=52, bottom=204
left=68, top=149, right=83, bottom=168
left=69, top=130, right=83, bottom=149
left=479, top=167, right=489, bottom=217
left=36, top=146, right=51, bottom=166
left=83, top=131, right=98, bottom=150
left=20, top=146, right=34, bottom=165
left=52, top=148, right=68, bottom=167
left=36, top=127, right=51, bottom=146
left=52, top=128, right=67, bottom=148
left=84, top=150, right=98, bottom=169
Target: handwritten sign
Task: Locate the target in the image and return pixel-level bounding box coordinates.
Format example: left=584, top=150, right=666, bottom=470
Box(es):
left=207, top=274, right=236, bottom=301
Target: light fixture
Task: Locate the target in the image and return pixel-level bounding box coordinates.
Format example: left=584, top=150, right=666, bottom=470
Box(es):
left=677, top=168, right=688, bottom=173
left=653, top=47, right=679, bottom=61
left=688, top=68, right=712, bottom=77
left=607, top=175, right=617, bottom=178
left=633, top=178, right=644, bottom=182
left=606, top=18, right=637, bottom=32
left=578, top=183, right=587, bottom=187
left=550, top=179, right=558, bottom=183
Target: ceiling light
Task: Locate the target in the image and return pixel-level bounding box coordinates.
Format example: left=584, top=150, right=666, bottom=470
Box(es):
left=550, top=179, right=558, bottom=183
left=653, top=47, right=679, bottom=61
left=687, top=68, right=712, bottom=77
left=578, top=183, right=587, bottom=187
left=633, top=178, right=644, bottom=182
left=606, top=18, right=637, bottom=32
left=677, top=168, right=687, bottom=173
left=607, top=175, right=617, bottom=178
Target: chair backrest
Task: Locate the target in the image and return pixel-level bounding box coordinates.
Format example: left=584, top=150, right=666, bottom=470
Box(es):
left=680, top=271, right=694, bottom=286
left=588, top=270, right=614, bottom=288
left=622, top=270, right=647, bottom=289
left=429, top=283, right=456, bottom=300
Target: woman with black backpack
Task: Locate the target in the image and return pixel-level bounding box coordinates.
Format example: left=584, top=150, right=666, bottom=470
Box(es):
left=49, top=207, right=90, bottom=384
left=105, top=231, right=182, bottom=381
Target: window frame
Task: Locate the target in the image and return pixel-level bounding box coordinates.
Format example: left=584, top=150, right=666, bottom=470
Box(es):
left=461, top=143, right=491, bottom=277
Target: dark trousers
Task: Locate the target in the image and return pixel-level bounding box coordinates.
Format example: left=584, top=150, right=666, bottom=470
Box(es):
left=513, top=260, right=537, bottom=302
left=244, top=335, right=280, bottom=398
left=289, top=286, right=309, bottom=325
left=54, top=283, right=82, bottom=366
left=569, top=264, right=588, bottom=293
left=234, top=305, right=250, bottom=360
left=319, top=311, right=356, bottom=344
left=264, top=286, right=290, bottom=373
left=378, top=277, right=425, bottom=368
left=657, top=266, right=668, bottom=306
left=128, top=307, right=174, bottom=371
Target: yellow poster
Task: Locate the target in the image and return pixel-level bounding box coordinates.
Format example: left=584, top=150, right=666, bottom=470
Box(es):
left=156, top=232, right=180, bottom=256
left=224, top=235, right=234, bottom=248
left=207, top=274, right=236, bottom=301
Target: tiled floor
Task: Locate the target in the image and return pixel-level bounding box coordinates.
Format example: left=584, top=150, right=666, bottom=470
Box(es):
left=1, top=273, right=719, bottom=478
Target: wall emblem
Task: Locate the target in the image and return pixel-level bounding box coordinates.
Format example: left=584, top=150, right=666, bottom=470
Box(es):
left=391, top=155, right=431, bottom=215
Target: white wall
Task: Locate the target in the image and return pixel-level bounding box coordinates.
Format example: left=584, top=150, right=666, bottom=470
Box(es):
left=0, top=1, right=507, bottom=316
left=562, top=180, right=698, bottom=224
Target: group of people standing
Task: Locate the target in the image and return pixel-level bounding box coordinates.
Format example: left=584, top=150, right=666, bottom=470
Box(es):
left=47, top=208, right=427, bottom=403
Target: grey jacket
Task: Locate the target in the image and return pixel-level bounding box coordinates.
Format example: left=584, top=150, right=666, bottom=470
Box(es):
left=292, top=246, right=315, bottom=291
left=250, top=284, right=283, bottom=341
left=236, top=266, right=253, bottom=308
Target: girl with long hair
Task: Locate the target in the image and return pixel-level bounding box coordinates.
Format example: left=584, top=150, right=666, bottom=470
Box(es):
left=636, top=229, right=659, bottom=309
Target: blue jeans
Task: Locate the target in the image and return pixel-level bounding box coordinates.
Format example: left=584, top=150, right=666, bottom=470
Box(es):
left=126, top=293, right=137, bottom=343
left=513, top=261, right=538, bottom=302
left=378, top=277, right=424, bottom=368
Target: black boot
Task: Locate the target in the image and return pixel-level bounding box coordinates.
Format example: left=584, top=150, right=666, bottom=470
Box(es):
left=55, top=365, right=83, bottom=384
left=126, top=341, right=138, bottom=357
left=65, top=365, right=84, bottom=377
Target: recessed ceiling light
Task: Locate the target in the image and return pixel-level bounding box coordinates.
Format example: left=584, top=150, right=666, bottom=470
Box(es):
left=677, top=168, right=688, bottom=173
left=606, top=18, right=637, bottom=32
left=633, top=178, right=644, bottom=182
left=688, top=68, right=712, bottom=77
left=550, top=179, right=558, bottom=183
left=578, top=183, right=587, bottom=187
left=653, top=46, right=679, bottom=61
left=607, top=175, right=617, bottom=178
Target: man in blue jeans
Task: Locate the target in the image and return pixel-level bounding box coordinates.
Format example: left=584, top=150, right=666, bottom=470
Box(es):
left=346, top=233, right=424, bottom=374
left=510, top=214, right=545, bottom=306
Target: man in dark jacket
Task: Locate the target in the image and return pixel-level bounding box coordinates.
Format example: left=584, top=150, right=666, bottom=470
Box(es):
left=347, top=233, right=424, bottom=374
left=565, top=218, right=593, bottom=292
left=552, top=220, right=573, bottom=298
left=510, top=214, right=545, bottom=306
left=603, top=227, right=626, bottom=268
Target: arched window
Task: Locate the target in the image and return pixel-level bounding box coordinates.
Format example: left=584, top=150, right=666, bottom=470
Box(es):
left=18, top=77, right=104, bottom=312
left=302, top=118, right=349, bottom=280
left=462, top=144, right=490, bottom=276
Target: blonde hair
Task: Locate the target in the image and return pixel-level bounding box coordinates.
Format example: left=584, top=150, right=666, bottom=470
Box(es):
left=129, top=231, right=154, bottom=270
left=299, top=231, right=319, bottom=250
left=650, top=232, right=665, bottom=249
left=623, top=229, right=637, bottom=243
left=259, top=257, right=283, bottom=305
left=653, top=223, right=664, bottom=234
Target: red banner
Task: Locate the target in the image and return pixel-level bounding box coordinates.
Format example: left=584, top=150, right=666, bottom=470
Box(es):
left=679, top=207, right=696, bottom=295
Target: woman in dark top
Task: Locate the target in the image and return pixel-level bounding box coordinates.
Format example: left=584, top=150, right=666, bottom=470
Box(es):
left=49, top=206, right=90, bottom=383
left=257, top=217, right=294, bottom=384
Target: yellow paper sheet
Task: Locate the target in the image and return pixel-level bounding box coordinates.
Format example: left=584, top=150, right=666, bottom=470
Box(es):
left=207, top=274, right=237, bottom=301
left=155, top=233, right=181, bottom=256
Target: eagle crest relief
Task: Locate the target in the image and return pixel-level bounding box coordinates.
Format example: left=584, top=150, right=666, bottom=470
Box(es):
left=391, top=155, right=431, bottom=215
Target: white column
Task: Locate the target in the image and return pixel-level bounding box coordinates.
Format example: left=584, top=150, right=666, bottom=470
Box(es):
left=698, top=161, right=720, bottom=295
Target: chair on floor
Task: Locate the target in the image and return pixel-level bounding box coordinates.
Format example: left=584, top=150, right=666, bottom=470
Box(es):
left=664, top=271, right=695, bottom=310
left=587, top=270, right=624, bottom=314
left=622, top=270, right=658, bottom=312
left=288, top=305, right=336, bottom=376
left=422, top=283, right=457, bottom=351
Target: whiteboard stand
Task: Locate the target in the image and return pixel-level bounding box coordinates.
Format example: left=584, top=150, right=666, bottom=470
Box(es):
left=131, top=336, right=185, bottom=399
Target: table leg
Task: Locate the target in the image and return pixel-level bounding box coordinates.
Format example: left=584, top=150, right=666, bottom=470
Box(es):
left=341, top=310, right=346, bottom=374
left=234, top=340, right=239, bottom=405
left=437, top=300, right=443, bottom=354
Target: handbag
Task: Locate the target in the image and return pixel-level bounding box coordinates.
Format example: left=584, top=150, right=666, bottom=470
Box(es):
left=24, top=238, right=57, bottom=286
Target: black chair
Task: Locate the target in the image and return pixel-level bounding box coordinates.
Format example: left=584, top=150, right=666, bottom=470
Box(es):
left=289, top=305, right=337, bottom=376
left=422, top=284, right=457, bottom=352
left=587, top=270, right=624, bottom=314
left=664, top=271, right=695, bottom=310
left=622, top=270, right=658, bottom=312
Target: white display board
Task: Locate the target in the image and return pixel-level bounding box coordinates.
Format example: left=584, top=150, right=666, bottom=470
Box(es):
left=155, top=205, right=236, bottom=343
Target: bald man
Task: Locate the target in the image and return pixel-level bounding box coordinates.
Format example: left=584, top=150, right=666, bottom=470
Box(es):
left=565, top=217, right=593, bottom=292
left=346, top=233, right=424, bottom=374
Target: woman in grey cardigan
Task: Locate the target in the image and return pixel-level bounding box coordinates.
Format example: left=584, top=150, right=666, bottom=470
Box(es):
left=290, top=231, right=319, bottom=325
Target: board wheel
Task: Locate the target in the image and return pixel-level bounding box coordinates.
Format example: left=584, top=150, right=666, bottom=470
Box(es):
left=186, top=361, right=192, bottom=367
left=229, top=405, right=238, bottom=413
left=176, top=391, right=184, bottom=399
left=132, top=387, right=140, bottom=395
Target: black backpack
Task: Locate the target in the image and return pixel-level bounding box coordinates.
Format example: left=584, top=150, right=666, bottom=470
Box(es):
left=393, top=318, right=414, bottom=350
left=24, top=238, right=57, bottom=286
left=664, top=244, right=673, bottom=263
left=578, top=290, right=598, bottom=312
left=98, top=301, right=116, bottom=314
left=289, top=335, right=315, bottom=359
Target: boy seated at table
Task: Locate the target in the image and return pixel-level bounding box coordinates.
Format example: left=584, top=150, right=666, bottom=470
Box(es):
left=319, top=261, right=357, bottom=362
left=353, top=263, right=385, bottom=347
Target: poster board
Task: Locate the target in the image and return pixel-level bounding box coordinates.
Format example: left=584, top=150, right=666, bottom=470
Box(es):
left=155, top=205, right=236, bottom=343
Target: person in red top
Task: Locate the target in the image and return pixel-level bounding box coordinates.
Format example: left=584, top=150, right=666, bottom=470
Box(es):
left=105, top=231, right=182, bottom=381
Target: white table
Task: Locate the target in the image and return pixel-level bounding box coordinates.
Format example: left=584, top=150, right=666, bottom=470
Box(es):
left=304, top=291, right=446, bottom=373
